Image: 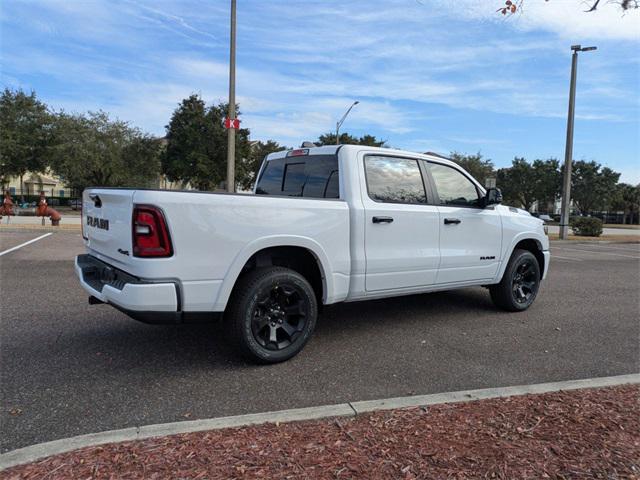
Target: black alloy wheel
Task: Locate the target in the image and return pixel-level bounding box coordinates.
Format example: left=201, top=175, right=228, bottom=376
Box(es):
left=251, top=283, right=309, bottom=350
left=511, top=258, right=539, bottom=306
left=490, top=249, right=541, bottom=311
left=227, top=267, right=318, bottom=363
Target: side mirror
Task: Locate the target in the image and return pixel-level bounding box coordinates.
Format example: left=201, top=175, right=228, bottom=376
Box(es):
left=483, top=187, right=502, bottom=207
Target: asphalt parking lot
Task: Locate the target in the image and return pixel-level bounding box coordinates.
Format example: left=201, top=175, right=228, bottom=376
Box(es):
left=1, top=230, right=639, bottom=453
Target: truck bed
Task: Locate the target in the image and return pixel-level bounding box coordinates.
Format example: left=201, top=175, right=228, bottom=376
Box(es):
left=81, top=188, right=351, bottom=312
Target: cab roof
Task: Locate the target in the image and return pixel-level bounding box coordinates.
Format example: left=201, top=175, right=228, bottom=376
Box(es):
left=265, top=144, right=458, bottom=168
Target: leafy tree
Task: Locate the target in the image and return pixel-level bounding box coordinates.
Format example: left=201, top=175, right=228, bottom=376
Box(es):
left=162, top=94, right=252, bottom=191
left=497, top=157, right=537, bottom=210
left=449, top=152, right=495, bottom=185
left=0, top=88, right=53, bottom=193
left=238, top=140, right=286, bottom=190
left=358, top=134, right=387, bottom=147
left=50, top=111, right=161, bottom=192
left=122, top=135, right=165, bottom=187
left=531, top=159, right=561, bottom=213
left=610, top=183, right=640, bottom=224
left=316, top=132, right=387, bottom=147
left=571, top=160, right=620, bottom=213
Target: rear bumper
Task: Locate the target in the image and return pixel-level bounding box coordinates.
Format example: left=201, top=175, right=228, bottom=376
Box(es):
left=75, top=254, right=181, bottom=324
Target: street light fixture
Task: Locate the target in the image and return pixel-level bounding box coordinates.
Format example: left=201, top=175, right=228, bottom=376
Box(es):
left=559, top=45, right=597, bottom=240
left=335, top=101, right=359, bottom=145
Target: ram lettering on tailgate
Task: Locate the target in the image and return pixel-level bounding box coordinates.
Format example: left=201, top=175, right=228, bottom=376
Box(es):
left=87, top=216, right=109, bottom=231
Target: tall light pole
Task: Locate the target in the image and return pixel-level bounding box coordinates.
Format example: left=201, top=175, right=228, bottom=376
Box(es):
left=335, top=101, right=359, bottom=145
left=559, top=44, right=597, bottom=239
left=226, top=0, right=237, bottom=192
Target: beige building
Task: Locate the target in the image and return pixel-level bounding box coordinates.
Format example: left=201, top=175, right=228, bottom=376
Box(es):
left=2, top=170, right=74, bottom=198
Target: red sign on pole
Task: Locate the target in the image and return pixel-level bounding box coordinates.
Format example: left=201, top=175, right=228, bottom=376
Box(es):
left=224, top=118, right=240, bottom=129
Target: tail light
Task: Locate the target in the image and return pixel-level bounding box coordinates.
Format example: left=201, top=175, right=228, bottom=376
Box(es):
left=132, top=205, right=173, bottom=257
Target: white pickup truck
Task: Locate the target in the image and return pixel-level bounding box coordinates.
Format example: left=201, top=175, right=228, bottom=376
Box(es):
left=76, top=145, right=550, bottom=363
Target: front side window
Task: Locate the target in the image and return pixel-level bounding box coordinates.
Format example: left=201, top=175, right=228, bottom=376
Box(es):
left=365, top=156, right=427, bottom=204
left=429, top=163, right=480, bottom=207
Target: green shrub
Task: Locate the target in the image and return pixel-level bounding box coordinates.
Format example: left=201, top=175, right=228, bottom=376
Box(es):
left=570, top=217, right=603, bottom=237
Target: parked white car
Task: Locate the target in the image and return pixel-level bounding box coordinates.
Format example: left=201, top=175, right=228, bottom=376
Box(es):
left=76, top=145, right=550, bottom=363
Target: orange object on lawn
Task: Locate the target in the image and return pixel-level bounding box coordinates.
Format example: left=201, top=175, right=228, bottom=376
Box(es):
left=36, top=191, right=62, bottom=226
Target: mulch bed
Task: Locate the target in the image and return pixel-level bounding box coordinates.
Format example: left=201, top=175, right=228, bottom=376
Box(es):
left=4, top=385, right=639, bottom=479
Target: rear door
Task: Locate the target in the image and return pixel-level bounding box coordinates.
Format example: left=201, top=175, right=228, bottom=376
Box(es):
left=83, top=188, right=135, bottom=262
left=362, top=155, right=440, bottom=292
left=425, top=162, right=502, bottom=284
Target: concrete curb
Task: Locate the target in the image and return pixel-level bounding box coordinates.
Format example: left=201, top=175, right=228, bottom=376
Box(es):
left=2, top=373, right=638, bottom=470
left=350, top=373, right=639, bottom=413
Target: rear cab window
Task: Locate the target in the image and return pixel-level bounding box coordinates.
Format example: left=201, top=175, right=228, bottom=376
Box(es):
left=256, top=155, right=339, bottom=199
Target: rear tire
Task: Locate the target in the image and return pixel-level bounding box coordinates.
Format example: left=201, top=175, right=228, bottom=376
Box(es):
left=226, top=267, right=318, bottom=364
left=490, top=249, right=541, bottom=312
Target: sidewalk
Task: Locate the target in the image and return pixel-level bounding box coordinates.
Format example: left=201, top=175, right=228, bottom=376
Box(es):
left=0, top=215, right=81, bottom=232
left=0, top=216, right=81, bottom=226
left=3, top=384, right=638, bottom=479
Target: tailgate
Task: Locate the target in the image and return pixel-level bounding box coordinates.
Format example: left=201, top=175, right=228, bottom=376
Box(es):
left=83, top=189, right=135, bottom=260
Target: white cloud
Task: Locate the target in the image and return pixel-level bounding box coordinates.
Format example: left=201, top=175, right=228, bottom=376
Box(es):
left=2, top=0, right=638, bottom=182
left=434, top=0, right=640, bottom=41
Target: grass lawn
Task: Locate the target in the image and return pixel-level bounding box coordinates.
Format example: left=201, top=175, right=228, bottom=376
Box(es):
left=603, top=223, right=640, bottom=230
left=548, top=233, right=640, bottom=242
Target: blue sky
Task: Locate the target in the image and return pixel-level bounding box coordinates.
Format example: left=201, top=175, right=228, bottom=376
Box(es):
left=2, top=0, right=639, bottom=183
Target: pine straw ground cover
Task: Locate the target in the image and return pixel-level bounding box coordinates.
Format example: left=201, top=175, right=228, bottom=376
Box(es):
left=4, top=385, right=639, bottom=479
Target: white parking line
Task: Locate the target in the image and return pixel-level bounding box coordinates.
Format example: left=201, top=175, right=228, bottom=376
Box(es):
left=592, top=244, right=640, bottom=253
left=0, top=233, right=53, bottom=257
left=551, top=254, right=583, bottom=261
left=554, top=246, right=640, bottom=259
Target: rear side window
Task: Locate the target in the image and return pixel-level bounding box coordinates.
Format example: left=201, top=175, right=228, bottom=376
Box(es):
left=428, top=162, right=480, bottom=207
left=365, top=156, right=427, bottom=204
left=256, top=159, right=284, bottom=195
left=256, top=155, right=339, bottom=198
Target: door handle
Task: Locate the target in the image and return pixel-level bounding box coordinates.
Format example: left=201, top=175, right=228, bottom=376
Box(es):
left=372, top=216, right=394, bottom=224
left=444, top=218, right=461, bottom=225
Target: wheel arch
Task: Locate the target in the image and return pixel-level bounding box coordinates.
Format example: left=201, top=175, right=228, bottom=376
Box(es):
left=513, top=239, right=545, bottom=279
left=214, top=236, right=331, bottom=311
left=497, top=234, right=547, bottom=282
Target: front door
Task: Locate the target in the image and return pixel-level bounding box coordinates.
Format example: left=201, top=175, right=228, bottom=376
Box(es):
left=426, top=162, right=502, bottom=284
left=363, top=155, right=440, bottom=292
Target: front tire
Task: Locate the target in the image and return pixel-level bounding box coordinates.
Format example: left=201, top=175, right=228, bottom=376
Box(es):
left=226, top=267, right=318, bottom=364
left=490, top=249, right=541, bottom=312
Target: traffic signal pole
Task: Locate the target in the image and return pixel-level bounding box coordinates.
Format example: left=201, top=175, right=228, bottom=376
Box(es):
left=226, top=0, right=237, bottom=193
